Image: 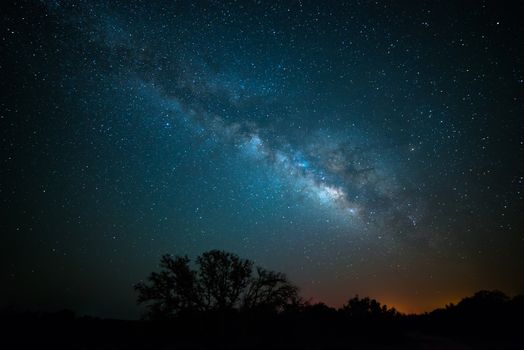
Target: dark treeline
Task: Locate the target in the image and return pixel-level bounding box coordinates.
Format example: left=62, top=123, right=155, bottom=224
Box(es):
left=2, top=250, right=523, bottom=349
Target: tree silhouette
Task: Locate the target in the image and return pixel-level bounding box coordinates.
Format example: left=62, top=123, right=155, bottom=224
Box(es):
left=450, top=290, right=510, bottom=322
left=197, top=250, right=253, bottom=311
left=135, top=255, right=199, bottom=319
left=135, top=250, right=299, bottom=318
left=243, top=267, right=300, bottom=312
left=342, top=295, right=397, bottom=320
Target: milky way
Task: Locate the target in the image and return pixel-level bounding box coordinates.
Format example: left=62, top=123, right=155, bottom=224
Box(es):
left=43, top=0, right=419, bottom=233
left=2, top=0, right=523, bottom=318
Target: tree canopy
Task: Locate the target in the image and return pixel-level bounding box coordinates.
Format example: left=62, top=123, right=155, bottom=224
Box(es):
left=135, top=250, right=299, bottom=319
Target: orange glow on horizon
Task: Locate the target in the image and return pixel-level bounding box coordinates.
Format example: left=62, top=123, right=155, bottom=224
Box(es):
left=315, top=292, right=472, bottom=315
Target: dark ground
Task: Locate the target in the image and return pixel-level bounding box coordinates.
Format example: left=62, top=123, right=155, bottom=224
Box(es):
left=2, top=306, right=522, bottom=349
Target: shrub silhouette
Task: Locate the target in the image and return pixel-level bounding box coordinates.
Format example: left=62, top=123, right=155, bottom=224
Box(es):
left=342, top=295, right=397, bottom=320
left=135, top=250, right=299, bottom=318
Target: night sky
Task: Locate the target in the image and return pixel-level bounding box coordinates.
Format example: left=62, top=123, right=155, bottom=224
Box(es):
left=2, top=0, right=523, bottom=319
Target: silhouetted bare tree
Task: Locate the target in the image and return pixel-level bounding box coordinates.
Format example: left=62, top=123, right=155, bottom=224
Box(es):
left=243, top=267, right=300, bottom=312
left=196, top=250, right=253, bottom=311
left=135, top=250, right=299, bottom=318
left=135, top=255, right=199, bottom=319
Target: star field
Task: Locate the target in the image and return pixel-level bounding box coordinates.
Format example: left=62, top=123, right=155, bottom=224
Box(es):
left=1, top=0, right=523, bottom=318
